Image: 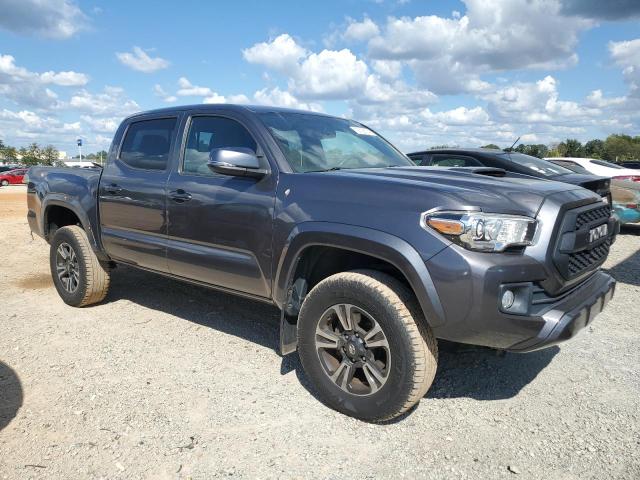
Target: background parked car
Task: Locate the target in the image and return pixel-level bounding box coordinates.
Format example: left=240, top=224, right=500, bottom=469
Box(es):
left=545, top=157, right=640, bottom=182
left=620, top=160, right=640, bottom=169
left=0, top=168, right=27, bottom=186
left=610, top=181, right=640, bottom=225
left=546, top=159, right=640, bottom=225
left=408, top=148, right=612, bottom=202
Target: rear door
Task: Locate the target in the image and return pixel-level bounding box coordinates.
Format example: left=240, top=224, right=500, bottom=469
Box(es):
left=99, top=115, right=180, bottom=272
left=165, top=112, right=276, bottom=298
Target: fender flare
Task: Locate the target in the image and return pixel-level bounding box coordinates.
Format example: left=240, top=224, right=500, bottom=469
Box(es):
left=274, top=222, right=446, bottom=354
left=41, top=196, right=107, bottom=261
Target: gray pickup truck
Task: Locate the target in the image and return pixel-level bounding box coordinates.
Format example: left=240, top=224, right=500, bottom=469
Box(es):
left=27, top=105, right=617, bottom=421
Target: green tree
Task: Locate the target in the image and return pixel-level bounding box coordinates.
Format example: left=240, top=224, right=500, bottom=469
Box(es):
left=603, top=134, right=640, bottom=162
left=20, top=143, right=42, bottom=166
left=563, top=139, right=584, bottom=157
left=41, top=145, right=59, bottom=166
left=481, top=144, right=500, bottom=149
left=584, top=139, right=604, bottom=159
left=3, top=146, right=18, bottom=161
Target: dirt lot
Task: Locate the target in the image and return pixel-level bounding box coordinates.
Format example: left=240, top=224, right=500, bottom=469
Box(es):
left=1, top=185, right=639, bottom=479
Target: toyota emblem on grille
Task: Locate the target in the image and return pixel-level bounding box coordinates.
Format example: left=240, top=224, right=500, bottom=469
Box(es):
left=589, top=223, right=608, bottom=243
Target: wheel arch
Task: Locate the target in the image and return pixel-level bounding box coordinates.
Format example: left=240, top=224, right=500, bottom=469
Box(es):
left=42, top=198, right=107, bottom=261
left=274, top=222, right=445, bottom=354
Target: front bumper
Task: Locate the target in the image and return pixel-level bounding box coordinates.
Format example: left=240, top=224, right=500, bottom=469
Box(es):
left=506, top=271, right=615, bottom=352
left=427, top=244, right=616, bottom=352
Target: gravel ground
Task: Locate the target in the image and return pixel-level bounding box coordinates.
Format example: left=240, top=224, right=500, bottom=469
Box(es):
left=1, top=185, right=639, bottom=479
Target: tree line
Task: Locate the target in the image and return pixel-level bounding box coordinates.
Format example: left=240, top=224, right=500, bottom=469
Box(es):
left=0, top=140, right=60, bottom=166
left=480, top=134, right=640, bottom=161
left=0, top=139, right=108, bottom=166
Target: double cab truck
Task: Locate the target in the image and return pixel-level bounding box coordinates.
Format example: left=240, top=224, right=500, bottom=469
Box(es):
left=27, top=105, right=617, bottom=421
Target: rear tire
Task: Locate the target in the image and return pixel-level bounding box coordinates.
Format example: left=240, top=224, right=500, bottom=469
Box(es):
left=1, top=180, right=8, bottom=186
left=50, top=225, right=110, bottom=307
left=297, top=269, right=438, bottom=422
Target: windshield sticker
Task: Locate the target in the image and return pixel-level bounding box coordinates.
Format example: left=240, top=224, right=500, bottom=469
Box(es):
left=350, top=126, right=376, bottom=136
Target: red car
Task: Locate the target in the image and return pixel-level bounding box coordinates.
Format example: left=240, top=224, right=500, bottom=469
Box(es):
left=0, top=168, right=27, bottom=186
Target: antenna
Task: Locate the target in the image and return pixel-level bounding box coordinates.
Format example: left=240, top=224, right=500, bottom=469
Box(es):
left=508, top=136, right=521, bottom=151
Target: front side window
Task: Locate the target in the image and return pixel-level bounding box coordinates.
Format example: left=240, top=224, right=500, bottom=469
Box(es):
left=183, top=116, right=257, bottom=175
left=119, top=118, right=177, bottom=170
left=259, top=112, right=412, bottom=173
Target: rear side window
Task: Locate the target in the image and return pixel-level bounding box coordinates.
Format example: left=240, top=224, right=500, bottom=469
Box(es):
left=431, top=154, right=482, bottom=167
left=183, top=116, right=257, bottom=175
left=120, top=118, right=177, bottom=170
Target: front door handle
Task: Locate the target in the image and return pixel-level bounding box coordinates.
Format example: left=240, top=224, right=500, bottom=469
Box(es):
left=104, top=184, right=123, bottom=195
left=169, top=189, right=192, bottom=203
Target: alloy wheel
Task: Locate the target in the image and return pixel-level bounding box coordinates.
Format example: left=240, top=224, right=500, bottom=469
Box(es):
left=315, top=303, right=391, bottom=396
left=55, top=242, right=80, bottom=293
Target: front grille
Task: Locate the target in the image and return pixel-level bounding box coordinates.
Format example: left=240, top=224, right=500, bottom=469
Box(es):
left=553, top=203, right=612, bottom=280
left=575, top=205, right=610, bottom=229
left=568, top=238, right=611, bottom=277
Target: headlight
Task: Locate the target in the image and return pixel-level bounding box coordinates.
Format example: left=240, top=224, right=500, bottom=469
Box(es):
left=422, top=210, right=538, bottom=252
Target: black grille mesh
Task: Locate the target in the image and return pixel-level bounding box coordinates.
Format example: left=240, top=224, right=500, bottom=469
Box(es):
left=568, top=238, right=611, bottom=277
left=575, top=205, right=611, bottom=229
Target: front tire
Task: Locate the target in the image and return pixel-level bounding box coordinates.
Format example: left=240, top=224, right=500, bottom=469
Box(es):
left=49, top=225, right=110, bottom=307
left=1, top=180, right=8, bottom=186
left=297, top=270, right=438, bottom=422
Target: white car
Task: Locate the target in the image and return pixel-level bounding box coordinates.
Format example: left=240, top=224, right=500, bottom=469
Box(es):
left=545, top=157, right=640, bottom=182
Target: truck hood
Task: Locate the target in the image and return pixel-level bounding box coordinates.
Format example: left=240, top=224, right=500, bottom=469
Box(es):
left=324, top=166, right=595, bottom=217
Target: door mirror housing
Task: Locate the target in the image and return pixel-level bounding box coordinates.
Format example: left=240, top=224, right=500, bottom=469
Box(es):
left=208, top=148, right=267, bottom=178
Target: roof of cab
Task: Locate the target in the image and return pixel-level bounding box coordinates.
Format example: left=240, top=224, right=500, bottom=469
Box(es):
left=123, top=103, right=332, bottom=122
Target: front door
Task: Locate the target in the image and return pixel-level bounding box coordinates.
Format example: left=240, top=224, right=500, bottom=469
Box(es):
left=166, top=114, right=276, bottom=298
left=99, top=116, right=179, bottom=272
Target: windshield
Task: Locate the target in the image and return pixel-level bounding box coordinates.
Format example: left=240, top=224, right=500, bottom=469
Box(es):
left=502, top=152, right=573, bottom=177
left=258, top=112, right=413, bottom=173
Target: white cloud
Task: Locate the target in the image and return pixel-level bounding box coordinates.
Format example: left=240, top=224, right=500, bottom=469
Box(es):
left=176, top=77, right=214, bottom=97
left=482, top=75, right=599, bottom=124
left=371, top=60, right=402, bottom=80
left=80, top=115, right=120, bottom=133
left=242, top=34, right=307, bottom=75
left=68, top=86, right=140, bottom=116
left=364, top=0, right=590, bottom=94
left=421, top=106, right=490, bottom=125
left=152, top=84, right=177, bottom=103
left=344, top=17, right=380, bottom=42
left=116, top=47, right=170, bottom=73
left=0, top=53, right=87, bottom=108
left=0, top=0, right=88, bottom=39
left=253, top=87, right=322, bottom=111
left=40, top=70, right=88, bottom=86
left=609, top=38, right=640, bottom=97
left=294, top=49, right=369, bottom=99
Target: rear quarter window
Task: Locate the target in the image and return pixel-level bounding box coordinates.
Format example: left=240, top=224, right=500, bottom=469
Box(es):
left=119, top=118, right=177, bottom=170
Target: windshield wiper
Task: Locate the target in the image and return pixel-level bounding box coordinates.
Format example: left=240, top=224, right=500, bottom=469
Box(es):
left=304, top=167, right=344, bottom=173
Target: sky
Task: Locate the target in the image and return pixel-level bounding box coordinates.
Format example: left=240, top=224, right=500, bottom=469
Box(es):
left=1, top=0, right=640, bottom=156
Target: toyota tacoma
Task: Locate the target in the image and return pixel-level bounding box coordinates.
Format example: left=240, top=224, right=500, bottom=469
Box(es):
left=27, top=105, right=617, bottom=421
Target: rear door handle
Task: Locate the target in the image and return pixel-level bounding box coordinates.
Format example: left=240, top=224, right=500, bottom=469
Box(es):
left=104, top=184, right=123, bottom=194
left=169, top=189, right=192, bottom=203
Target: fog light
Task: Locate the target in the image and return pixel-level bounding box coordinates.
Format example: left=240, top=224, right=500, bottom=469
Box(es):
left=501, top=290, right=515, bottom=310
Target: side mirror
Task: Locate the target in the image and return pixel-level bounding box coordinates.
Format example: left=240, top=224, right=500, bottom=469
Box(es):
left=208, top=147, right=267, bottom=178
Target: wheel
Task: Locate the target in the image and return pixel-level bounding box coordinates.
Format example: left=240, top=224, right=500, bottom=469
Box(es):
left=49, top=225, right=110, bottom=307
left=1, top=180, right=8, bottom=186
left=297, top=269, right=438, bottom=422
